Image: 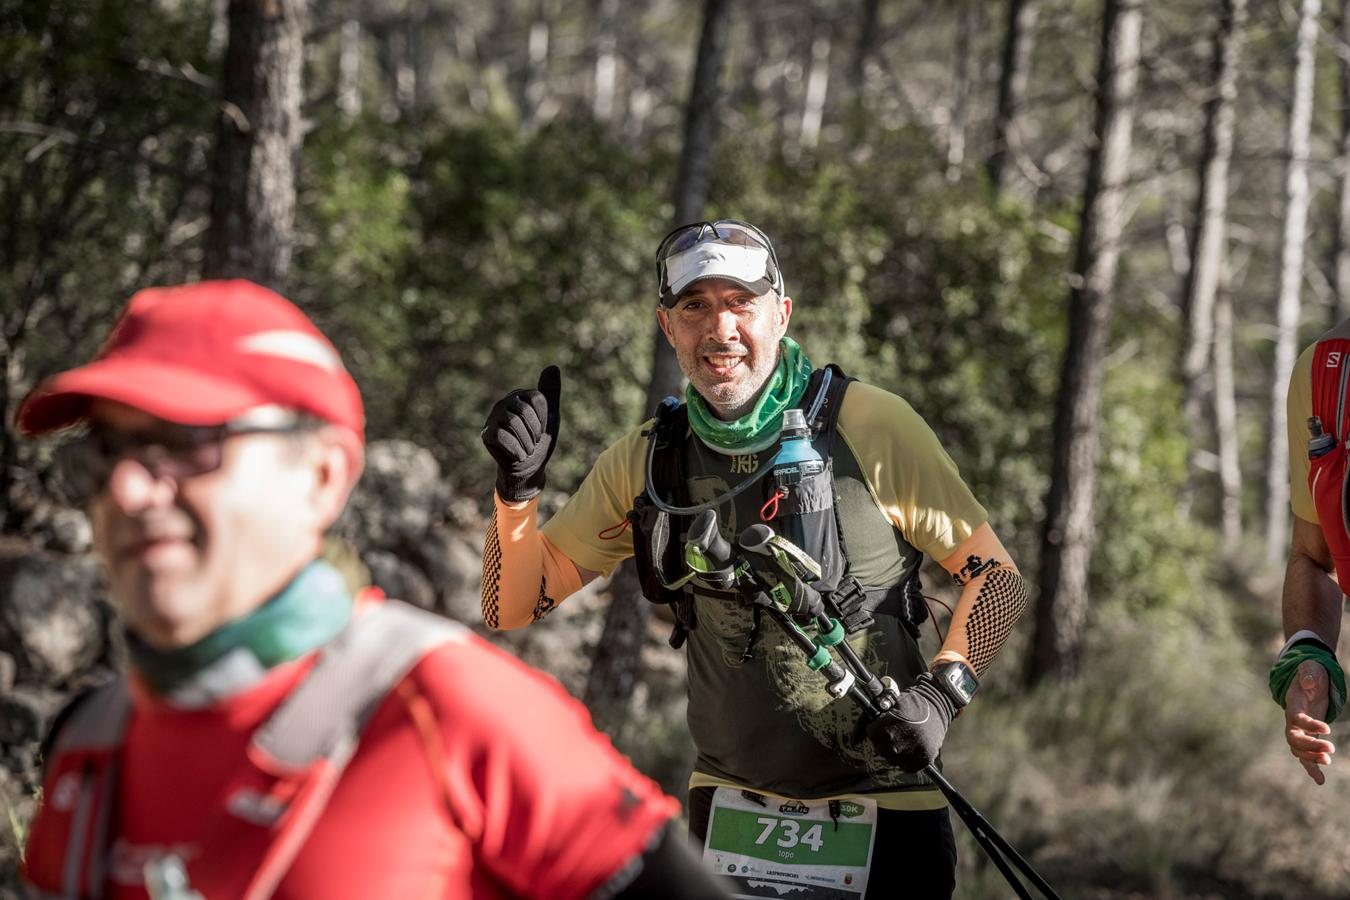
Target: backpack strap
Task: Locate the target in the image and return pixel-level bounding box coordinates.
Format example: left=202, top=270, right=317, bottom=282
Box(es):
left=252, top=600, right=463, bottom=768
left=44, top=678, right=130, bottom=899
left=632, top=366, right=929, bottom=643
left=807, top=364, right=852, bottom=446
left=1309, top=321, right=1350, bottom=434
left=810, top=364, right=930, bottom=635
left=630, top=398, right=700, bottom=648
left=1323, top=345, right=1344, bottom=442
left=240, top=600, right=463, bottom=900
left=47, top=678, right=132, bottom=758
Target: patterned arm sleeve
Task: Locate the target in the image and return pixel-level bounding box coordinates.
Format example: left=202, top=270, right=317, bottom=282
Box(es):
left=933, top=523, right=1028, bottom=678
left=482, top=494, right=584, bottom=629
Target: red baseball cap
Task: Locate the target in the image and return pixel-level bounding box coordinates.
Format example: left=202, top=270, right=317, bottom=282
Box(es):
left=16, top=280, right=365, bottom=442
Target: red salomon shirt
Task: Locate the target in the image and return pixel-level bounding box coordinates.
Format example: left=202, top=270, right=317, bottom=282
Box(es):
left=25, top=626, right=677, bottom=898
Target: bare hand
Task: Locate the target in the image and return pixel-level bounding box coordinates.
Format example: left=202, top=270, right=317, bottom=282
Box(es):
left=1284, top=659, right=1336, bottom=785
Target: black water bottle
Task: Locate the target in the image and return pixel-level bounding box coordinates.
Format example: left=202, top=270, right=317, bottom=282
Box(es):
left=1309, top=416, right=1336, bottom=459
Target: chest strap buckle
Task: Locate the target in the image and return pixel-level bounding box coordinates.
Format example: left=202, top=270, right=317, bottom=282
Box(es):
left=824, top=576, right=873, bottom=634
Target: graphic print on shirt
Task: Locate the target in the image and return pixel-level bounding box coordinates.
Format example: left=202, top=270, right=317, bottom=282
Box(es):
left=687, top=473, right=757, bottom=668
left=686, top=472, right=905, bottom=784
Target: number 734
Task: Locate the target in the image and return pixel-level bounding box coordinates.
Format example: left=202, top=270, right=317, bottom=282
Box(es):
left=755, top=817, right=824, bottom=852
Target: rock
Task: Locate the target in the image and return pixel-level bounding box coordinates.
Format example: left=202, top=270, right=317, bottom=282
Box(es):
left=0, top=554, right=106, bottom=685
left=363, top=549, right=437, bottom=611
left=418, top=526, right=483, bottom=622
left=339, top=440, right=451, bottom=548
left=0, top=684, right=66, bottom=748
left=333, top=439, right=487, bottom=624
left=45, top=508, right=93, bottom=554
left=0, top=652, right=14, bottom=694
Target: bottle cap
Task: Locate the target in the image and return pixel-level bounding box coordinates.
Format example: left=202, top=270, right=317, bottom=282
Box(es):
left=781, top=408, right=809, bottom=438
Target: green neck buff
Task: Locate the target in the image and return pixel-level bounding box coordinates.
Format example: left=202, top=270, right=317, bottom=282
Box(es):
left=686, top=337, right=813, bottom=455
left=130, top=560, right=354, bottom=697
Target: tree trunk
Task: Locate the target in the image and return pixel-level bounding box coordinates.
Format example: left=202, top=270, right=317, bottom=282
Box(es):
left=946, top=0, right=978, bottom=183
left=521, top=0, right=551, bottom=128
left=645, top=0, right=731, bottom=414
left=337, top=18, right=361, bottom=118
left=988, top=0, right=1039, bottom=195
left=202, top=0, right=305, bottom=293
left=1266, top=0, right=1321, bottom=565
left=409, top=12, right=429, bottom=114
left=584, top=0, right=732, bottom=735
left=1179, top=0, right=1247, bottom=504
left=1333, top=0, right=1350, bottom=324
left=590, top=0, right=619, bottom=123
left=0, top=352, right=14, bottom=531
left=1214, top=264, right=1243, bottom=550
left=1027, top=0, right=1142, bottom=685
left=799, top=23, right=832, bottom=152
left=850, top=0, right=882, bottom=103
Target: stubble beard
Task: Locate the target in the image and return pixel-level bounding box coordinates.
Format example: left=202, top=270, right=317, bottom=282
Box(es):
left=683, top=344, right=778, bottom=421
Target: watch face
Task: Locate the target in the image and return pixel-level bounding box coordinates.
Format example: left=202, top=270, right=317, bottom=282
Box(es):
left=939, top=663, right=978, bottom=706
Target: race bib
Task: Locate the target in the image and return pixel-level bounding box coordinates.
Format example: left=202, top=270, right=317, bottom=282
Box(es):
left=701, top=788, right=877, bottom=898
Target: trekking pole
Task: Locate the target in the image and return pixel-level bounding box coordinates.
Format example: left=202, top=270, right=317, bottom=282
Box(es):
left=921, top=764, right=1061, bottom=900
left=762, top=597, right=1061, bottom=899
left=811, top=620, right=1061, bottom=899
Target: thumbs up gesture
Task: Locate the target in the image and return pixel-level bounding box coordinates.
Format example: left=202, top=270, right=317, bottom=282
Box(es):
left=481, top=366, right=562, bottom=502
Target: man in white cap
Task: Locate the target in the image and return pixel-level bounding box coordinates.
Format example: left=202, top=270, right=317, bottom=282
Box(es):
left=18, top=279, right=728, bottom=899
left=481, top=220, right=1030, bottom=898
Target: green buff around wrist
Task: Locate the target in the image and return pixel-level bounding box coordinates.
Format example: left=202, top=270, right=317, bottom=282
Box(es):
left=1269, top=644, right=1348, bottom=723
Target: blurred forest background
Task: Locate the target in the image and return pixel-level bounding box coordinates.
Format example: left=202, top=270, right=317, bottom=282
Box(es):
left=6, top=0, right=1350, bottom=896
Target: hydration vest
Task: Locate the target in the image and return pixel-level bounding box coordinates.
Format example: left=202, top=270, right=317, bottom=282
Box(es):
left=628, top=365, right=928, bottom=649
left=23, top=599, right=461, bottom=900
left=1308, top=328, right=1350, bottom=588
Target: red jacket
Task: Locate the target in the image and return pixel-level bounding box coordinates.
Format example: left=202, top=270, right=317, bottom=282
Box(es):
left=23, top=600, right=677, bottom=899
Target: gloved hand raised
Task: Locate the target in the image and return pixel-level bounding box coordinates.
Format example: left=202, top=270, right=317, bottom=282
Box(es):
left=481, top=366, right=561, bottom=502
left=864, top=673, right=956, bottom=773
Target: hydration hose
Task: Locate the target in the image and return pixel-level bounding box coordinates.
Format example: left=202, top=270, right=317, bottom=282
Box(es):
left=641, top=369, right=834, bottom=517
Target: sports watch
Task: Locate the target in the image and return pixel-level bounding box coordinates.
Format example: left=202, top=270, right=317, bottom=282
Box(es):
left=931, top=660, right=979, bottom=708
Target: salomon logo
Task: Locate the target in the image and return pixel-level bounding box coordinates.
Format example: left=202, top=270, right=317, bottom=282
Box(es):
left=1329, top=352, right=1343, bottom=368
left=49, top=773, right=79, bottom=811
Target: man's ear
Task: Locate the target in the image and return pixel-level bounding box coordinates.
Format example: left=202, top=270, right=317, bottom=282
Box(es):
left=310, top=429, right=363, bottom=531
left=656, top=306, right=676, bottom=347
left=777, top=294, right=793, bottom=334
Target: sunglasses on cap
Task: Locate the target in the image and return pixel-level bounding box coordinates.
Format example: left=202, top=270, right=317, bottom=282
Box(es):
left=654, top=220, right=784, bottom=308
left=54, top=410, right=319, bottom=504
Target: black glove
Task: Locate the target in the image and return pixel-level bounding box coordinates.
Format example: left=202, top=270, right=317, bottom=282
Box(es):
left=481, top=366, right=561, bottom=502
left=864, top=673, right=956, bottom=772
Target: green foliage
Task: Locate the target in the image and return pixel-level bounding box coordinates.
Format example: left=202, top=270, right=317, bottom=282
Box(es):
left=1093, top=358, right=1215, bottom=618
left=294, top=114, right=1077, bottom=552
left=3, top=3, right=1343, bottom=895
left=945, top=599, right=1287, bottom=896
left=1, top=0, right=215, bottom=340
left=0, top=0, right=215, bottom=526
left=297, top=115, right=676, bottom=497
left=736, top=128, right=1068, bottom=563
